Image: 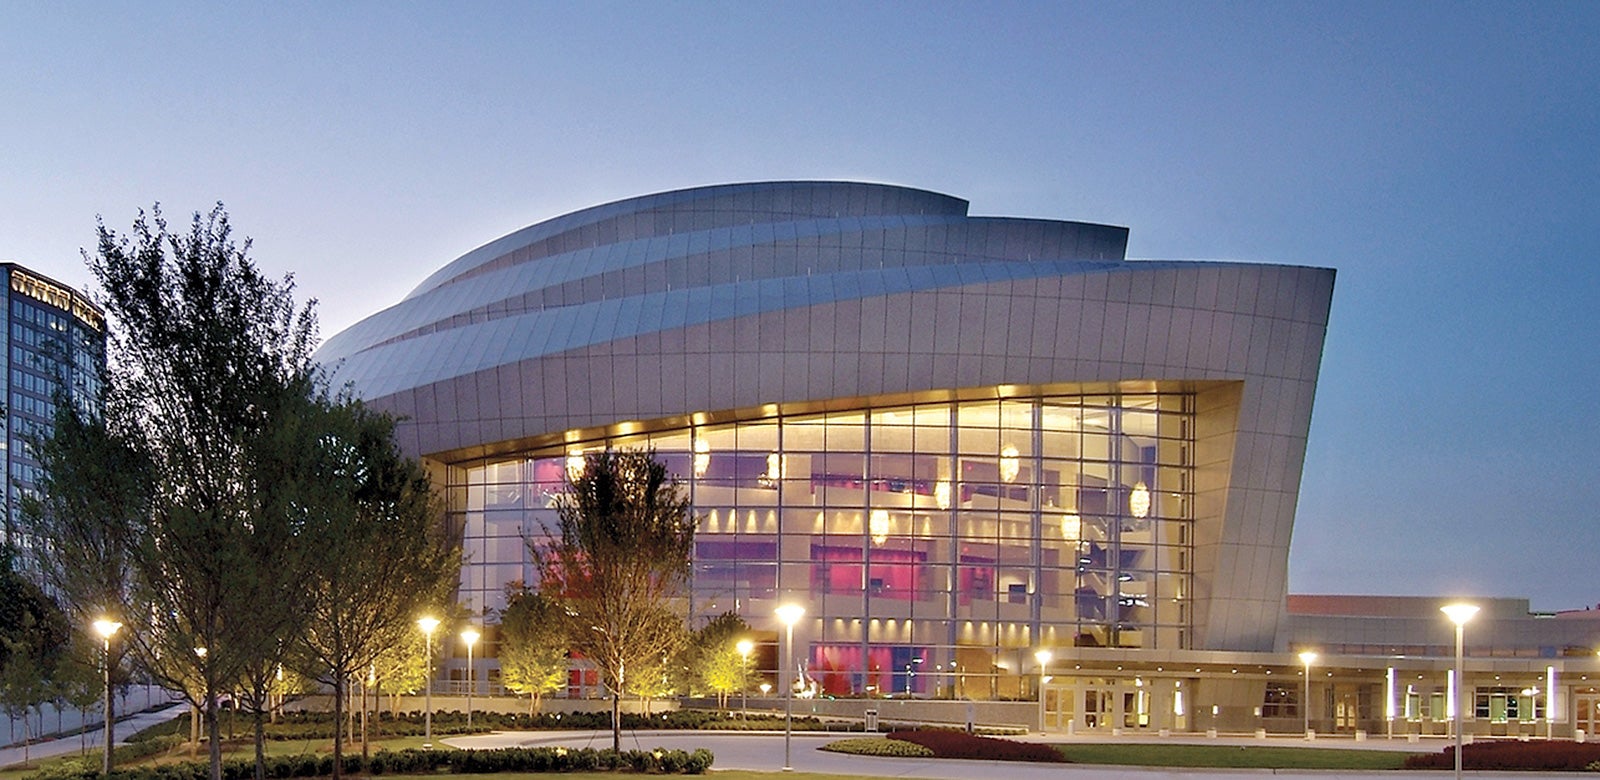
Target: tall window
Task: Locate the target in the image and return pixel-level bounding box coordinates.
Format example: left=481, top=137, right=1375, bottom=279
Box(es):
left=450, top=390, right=1195, bottom=697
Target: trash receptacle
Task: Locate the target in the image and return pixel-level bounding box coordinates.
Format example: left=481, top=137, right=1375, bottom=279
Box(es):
left=865, top=709, right=879, bottom=732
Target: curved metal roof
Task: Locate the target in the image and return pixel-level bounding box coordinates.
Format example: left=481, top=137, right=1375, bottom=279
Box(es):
left=318, top=181, right=1135, bottom=398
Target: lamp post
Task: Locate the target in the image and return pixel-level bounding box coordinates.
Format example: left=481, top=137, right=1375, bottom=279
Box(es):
left=92, top=619, right=121, bottom=776
left=736, top=640, right=754, bottom=718
left=776, top=604, right=805, bottom=772
left=417, top=617, right=440, bottom=748
left=1298, top=651, right=1318, bottom=738
left=1442, top=603, right=1479, bottom=780
left=461, top=628, right=480, bottom=729
left=1034, top=649, right=1053, bottom=732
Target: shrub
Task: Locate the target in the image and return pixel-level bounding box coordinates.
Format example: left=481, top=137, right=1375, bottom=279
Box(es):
left=821, top=737, right=936, bottom=758
left=1403, top=740, right=1600, bottom=771
left=22, top=744, right=715, bottom=780
left=887, top=730, right=1065, bottom=763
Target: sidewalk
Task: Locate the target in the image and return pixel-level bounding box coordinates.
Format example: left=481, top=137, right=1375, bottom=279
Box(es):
left=0, top=705, right=186, bottom=770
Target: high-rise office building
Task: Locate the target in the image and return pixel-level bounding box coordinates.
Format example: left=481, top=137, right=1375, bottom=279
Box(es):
left=0, top=263, right=106, bottom=548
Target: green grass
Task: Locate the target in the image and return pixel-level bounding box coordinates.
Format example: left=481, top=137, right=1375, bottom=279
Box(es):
left=1053, top=743, right=1418, bottom=769
left=0, top=734, right=451, bottom=780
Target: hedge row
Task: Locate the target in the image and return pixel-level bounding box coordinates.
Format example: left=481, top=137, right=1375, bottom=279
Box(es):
left=819, top=737, right=935, bottom=758
left=25, top=746, right=714, bottom=780
left=148, top=709, right=852, bottom=740
left=886, top=730, right=1065, bottom=763
left=1403, top=740, right=1600, bottom=771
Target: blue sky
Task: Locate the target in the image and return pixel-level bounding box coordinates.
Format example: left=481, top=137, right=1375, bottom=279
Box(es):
left=4, top=2, right=1597, bottom=609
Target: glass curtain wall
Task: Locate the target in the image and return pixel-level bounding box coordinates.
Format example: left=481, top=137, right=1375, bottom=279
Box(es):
left=451, top=390, right=1194, bottom=699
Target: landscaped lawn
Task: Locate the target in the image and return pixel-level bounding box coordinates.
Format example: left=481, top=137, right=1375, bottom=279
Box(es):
left=1053, top=743, right=1419, bottom=769
left=0, top=734, right=448, bottom=780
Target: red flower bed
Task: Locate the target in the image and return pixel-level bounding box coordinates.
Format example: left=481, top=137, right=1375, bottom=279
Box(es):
left=886, top=730, right=1066, bottom=763
left=1402, top=740, right=1600, bottom=771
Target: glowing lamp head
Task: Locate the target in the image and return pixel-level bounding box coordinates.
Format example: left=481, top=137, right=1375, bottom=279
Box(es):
left=776, top=603, right=805, bottom=627
left=92, top=619, right=122, bottom=640
left=1441, top=603, right=1480, bottom=626
left=737, top=639, right=753, bottom=657
left=999, top=445, right=1020, bottom=483
left=869, top=509, right=889, bottom=545
left=693, top=439, right=711, bottom=477
left=1130, top=481, right=1151, bottom=518
left=417, top=616, right=441, bottom=636
left=1299, top=650, right=1318, bottom=666
left=461, top=628, right=480, bottom=647
left=1034, top=649, right=1053, bottom=667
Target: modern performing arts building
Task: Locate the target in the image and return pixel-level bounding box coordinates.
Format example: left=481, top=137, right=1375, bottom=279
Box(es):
left=318, top=181, right=1600, bottom=737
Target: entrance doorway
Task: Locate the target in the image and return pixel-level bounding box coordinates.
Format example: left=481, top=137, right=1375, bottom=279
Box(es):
left=1575, top=691, right=1600, bottom=737
left=1042, top=678, right=1178, bottom=732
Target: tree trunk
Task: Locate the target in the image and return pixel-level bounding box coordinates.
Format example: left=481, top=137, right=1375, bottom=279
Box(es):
left=207, top=694, right=222, bottom=780
left=331, top=675, right=345, bottom=780
left=253, top=708, right=267, bottom=780
left=611, top=691, right=621, bottom=753
left=360, top=677, right=369, bottom=762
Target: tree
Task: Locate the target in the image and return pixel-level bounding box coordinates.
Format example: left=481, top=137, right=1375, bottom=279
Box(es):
left=496, top=585, right=570, bottom=715
left=63, top=204, right=320, bottom=780
left=292, top=397, right=457, bottom=777
left=690, top=612, right=754, bottom=711
left=18, top=386, right=146, bottom=754
left=0, top=545, right=71, bottom=766
left=370, top=631, right=428, bottom=717
left=531, top=447, right=695, bottom=752
left=622, top=614, right=687, bottom=715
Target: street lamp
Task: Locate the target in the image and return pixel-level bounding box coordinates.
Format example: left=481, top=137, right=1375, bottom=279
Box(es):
left=1441, top=603, right=1479, bottom=780
left=1298, top=651, right=1318, bottom=738
left=776, top=603, right=805, bottom=772
left=461, top=628, right=480, bottom=729
left=417, top=616, right=440, bottom=748
left=1034, top=649, right=1053, bottom=732
left=736, top=639, right=754, bottom=718
left=92, top=619, right=121, bottom=776
left=1030, top=645, right=1056, bottom=700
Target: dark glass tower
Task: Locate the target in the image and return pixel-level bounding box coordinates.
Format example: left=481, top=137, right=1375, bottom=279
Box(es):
left=1, top=263, right=106, bottom=550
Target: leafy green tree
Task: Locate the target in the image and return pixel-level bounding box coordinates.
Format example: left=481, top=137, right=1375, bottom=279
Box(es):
left=691, top=612, right=754, bottom=711
left=497, top=585, right=570, bottom=714
left=18, top=388, right=145, bottom=751
left=292, top=397, right=457, bottom=776
left=370, top=631, right=428, bottom=717
left=531, top=447, right=695, bottom=752
left=0, top=545, right=71, bottom=766
left=71, top=204, right=319, bottom=780
left=623, top=616, right=687, bottom=714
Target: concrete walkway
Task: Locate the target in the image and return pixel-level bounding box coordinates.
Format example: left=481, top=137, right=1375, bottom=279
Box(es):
left=440, top=728, right=1542, bottom=780
left=0, top=705, right=185, bottom=770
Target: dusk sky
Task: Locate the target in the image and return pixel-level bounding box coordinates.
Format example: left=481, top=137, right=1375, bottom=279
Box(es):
left=4, top=3, right=1597, bottom=610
